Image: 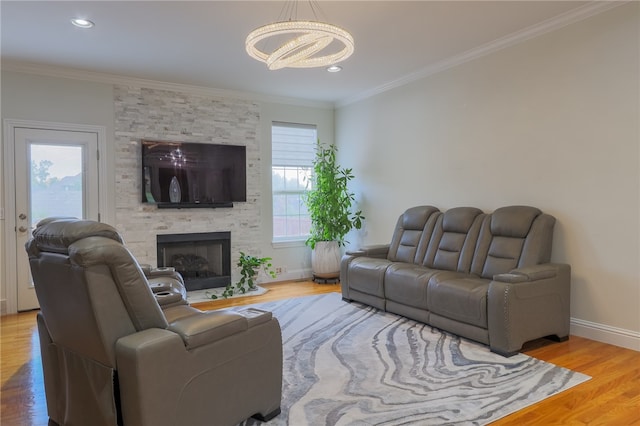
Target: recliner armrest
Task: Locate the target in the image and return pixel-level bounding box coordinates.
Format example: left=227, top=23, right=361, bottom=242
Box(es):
left=152, top=287, right=187, bottom=307
left=168, top=311, right=248, bottom=350
left=236, top=308, right=273, bottom=328
left=145, top=268, right=188, bottom=308
left=145, top=268, right=185, bottom=284
left=116, top=320, right=283, bottom=426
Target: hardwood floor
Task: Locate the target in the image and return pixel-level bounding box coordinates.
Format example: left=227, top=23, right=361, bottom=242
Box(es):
left=2, top=280, right=639, bottom=425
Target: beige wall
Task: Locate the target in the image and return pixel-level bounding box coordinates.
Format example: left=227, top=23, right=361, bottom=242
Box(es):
left=1, top=72, right=116, bottom=219
left=336, top=3, right=639, bottom=349
left=0, top=72, right=331, bottom=312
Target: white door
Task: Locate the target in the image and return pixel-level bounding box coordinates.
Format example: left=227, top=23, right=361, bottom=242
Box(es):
left=14, top=128, right=99, bottom=311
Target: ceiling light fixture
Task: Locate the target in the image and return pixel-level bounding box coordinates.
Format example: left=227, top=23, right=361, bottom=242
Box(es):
left=327, top=65, right=342, bottom=73
left=71, top=18, right=94, bottom=29
left=246, top=1, right=354, bottom=70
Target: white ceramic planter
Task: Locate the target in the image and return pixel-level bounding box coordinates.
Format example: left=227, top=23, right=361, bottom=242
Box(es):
left=311, top=241, right=341, bottom=279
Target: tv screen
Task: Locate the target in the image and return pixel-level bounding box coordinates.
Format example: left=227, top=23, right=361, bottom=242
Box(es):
left=141, top=140, right=246, bottom=206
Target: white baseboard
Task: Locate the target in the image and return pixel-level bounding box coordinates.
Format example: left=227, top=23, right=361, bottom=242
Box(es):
left=570, top=317, right=640, bottom=351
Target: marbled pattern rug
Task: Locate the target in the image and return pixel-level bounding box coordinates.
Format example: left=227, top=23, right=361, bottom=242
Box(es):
left=238, top=293, right=589, bottom=425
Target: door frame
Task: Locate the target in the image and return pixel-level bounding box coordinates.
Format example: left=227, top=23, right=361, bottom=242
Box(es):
left=3, top=119, right=108, bottom=314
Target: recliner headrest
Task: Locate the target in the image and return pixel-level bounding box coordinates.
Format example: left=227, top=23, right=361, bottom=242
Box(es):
left=442, top=207, right=483, bottom=233
left=402, top=206, right=439, bottom=230
left=31, top=218, right=124, bottom=254
left=490, top=206, right=541, bottom=238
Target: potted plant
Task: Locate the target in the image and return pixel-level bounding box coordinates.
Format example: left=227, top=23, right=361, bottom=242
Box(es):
left=304, top=142, right=364, bottom=281
left=210, top=252, right=277, bottom=299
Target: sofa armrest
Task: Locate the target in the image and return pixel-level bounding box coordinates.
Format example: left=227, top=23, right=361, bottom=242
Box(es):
left=488, top=263, right=571, bottom=356
left=345, top=244, right=390, bottom=258
left=493, top=264, right=559, bottom=283
left=341, top=244, right=391, bottom=302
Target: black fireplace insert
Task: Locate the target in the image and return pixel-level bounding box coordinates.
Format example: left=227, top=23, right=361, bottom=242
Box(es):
left=156, top=232, right=231, bottom=291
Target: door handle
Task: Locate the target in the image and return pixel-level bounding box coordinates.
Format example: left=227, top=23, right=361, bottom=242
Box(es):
left=19, top=213, right=27, bottom=220
left=18, top=226, right=28, bottom=232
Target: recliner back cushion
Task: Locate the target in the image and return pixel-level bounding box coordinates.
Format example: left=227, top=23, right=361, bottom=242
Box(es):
left=479, top=235, right=524, bottom=278
left=27, top=219, right=169, bottom=366
left=27, top=249, right=115, bottom=366
left=471, top=206, right=555, bottom=278
left=70, top=237, right=168, bottom=331
left=387, top=206, right=440, bottom=263
left=423, top=207, right=484, bottom=272
left=489, top=206, right=540, bottom=238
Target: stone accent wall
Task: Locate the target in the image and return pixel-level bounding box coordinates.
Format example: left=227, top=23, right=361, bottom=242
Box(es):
left=114, top=86, right=262, bottom=283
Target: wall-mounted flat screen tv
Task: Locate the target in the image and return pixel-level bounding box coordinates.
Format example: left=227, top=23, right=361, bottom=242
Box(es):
left=141, top=140, right=246, bottom=207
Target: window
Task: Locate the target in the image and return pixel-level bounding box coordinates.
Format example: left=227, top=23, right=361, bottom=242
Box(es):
left=272, top=122, right=317, bottom=242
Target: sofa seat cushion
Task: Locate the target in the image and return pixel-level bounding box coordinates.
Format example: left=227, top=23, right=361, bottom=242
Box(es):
left=384, top=263, right=440, bottom=309
left=427, top=272, right=490, bottom=328
left=347, top=257, right=392, bottom=298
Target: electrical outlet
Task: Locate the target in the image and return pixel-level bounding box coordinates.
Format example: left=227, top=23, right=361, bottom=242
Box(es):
left=275, top=267, right=283, bottom=274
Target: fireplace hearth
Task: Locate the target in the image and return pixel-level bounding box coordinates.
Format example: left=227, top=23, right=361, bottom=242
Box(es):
left=157, top=232, right=231, bottom=291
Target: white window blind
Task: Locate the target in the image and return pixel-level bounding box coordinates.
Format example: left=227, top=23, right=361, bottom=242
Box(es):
left=272, top=122, right=317, bottom=242
left=272, top=122, right=317, bottom=167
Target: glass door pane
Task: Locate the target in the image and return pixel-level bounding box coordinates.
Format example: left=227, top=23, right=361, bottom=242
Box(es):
left=29, top=144, right=84, bottom=227
left=14, top=126, right=99, bottom=312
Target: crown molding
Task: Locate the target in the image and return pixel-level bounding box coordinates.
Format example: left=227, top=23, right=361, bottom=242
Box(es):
left=337, top=1, right=629, bottom=108
left=1, top=61, right=334, bottom=110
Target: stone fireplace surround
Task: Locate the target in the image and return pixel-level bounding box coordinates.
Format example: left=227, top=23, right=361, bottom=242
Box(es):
left=114, top=85, right=263, bottom=285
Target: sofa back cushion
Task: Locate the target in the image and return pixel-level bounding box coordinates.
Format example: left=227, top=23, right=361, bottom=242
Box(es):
left=471, top=206, right=555, bottom=278
left=422, top=207, right=485, bottom=272
left=388, top=206, right=440, bottom=263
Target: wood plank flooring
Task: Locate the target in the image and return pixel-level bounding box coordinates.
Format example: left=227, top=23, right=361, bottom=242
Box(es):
left=2, top=280, right=639, bottom=425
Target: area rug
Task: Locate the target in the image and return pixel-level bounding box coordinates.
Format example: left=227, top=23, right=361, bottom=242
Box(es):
left=236, top=293, right=590, bottom=425
left=187, top=286, right=267, bottom=303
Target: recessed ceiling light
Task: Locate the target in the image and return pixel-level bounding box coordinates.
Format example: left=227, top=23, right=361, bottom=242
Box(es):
left=327, top=65, right=342, bottom=73
left=71, top=18, right=94, bottom=29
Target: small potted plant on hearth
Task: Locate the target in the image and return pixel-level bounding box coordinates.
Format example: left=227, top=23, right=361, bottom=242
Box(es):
left=304, top=141, right=364, bottom=282
left=210, top=252, right=277, bottom=299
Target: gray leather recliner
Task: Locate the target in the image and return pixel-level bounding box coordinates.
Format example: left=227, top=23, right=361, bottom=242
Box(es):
left=26, top=218, right=282, bottom=426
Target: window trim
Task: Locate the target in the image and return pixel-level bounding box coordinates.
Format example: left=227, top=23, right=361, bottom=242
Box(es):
left=271, top=238, right=307, bottom=249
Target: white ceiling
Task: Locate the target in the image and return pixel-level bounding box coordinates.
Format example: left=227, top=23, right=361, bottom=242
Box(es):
left=1, top=1, right=618, bottom=106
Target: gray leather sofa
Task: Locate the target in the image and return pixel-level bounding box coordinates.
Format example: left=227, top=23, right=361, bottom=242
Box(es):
left=26, top=218, right=282, bottom=426
left=340, top=205, right=570, bottom=356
